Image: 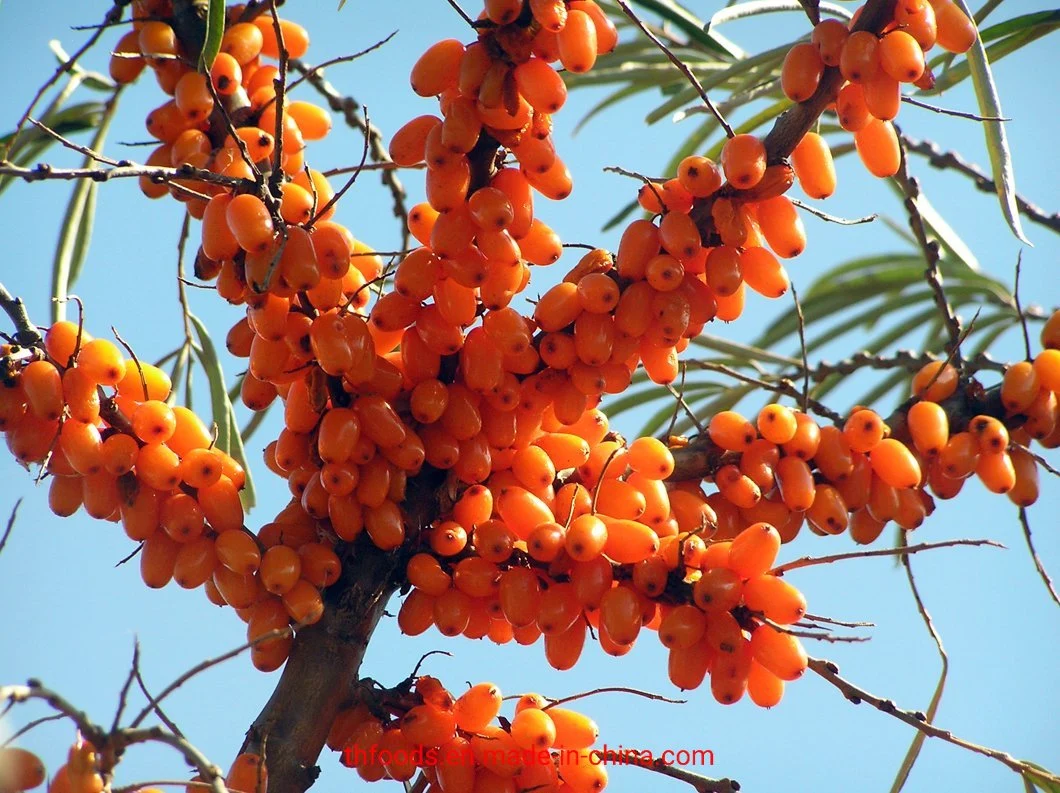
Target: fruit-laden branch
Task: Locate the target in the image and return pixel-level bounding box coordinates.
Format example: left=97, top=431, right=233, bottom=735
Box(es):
left=236, top=468, right=447, bottom=791
left=669, top=377, right=1008, bottom=481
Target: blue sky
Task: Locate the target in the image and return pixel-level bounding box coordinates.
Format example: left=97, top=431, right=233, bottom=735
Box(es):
left=0, top=2, right=1057, bottom=792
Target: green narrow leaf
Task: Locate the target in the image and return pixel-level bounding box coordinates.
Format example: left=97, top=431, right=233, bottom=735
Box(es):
left=1023, top=762, right=1060, bottom=793
left=200, top=0, right=226, bottom=71
left=51, top=92, right=120, bottom=322
left=707, top=0, right=850, bottom=28
left=629, top=0, right=743, bottom=58
left=189, top=313, right=256, bottom=509
left=955, top=0, right=1029, bottom=244
left=689, top=334, right=802, bottom=368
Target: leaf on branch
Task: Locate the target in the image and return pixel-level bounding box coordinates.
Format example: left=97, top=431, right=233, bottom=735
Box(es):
left=955, top=0, right=1030, bottom=244
left=628, top=0, right=743, bottom=58
left=189, top=313, right=256, bottom=509
left=0, top=101, right=105, bottom=195
left=199, top=0, right=226, bottom=72
left=51, top=93, right=120, bottom=323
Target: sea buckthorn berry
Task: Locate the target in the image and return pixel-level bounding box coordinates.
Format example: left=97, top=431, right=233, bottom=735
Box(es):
left=855, top=118, right=901, bottom=178
left=968, top=414, right=1008, bottom=454
left=226, top=194, right=274, bottom=253
left=812, top=18, right=849, bottom=66
left=627, top=436, right=675, bottom=479
left=1001, top=361, right=1040, bottom=413
left=748, top=659, right=785, bottom=708
left=791, top=132, right=836, bottom=199
left=870, top=438, right=922, bottom=489
left=221, top=22, right=264, bottom=64
left=77, top=338, right=126, bottom=386
left=1033, top=349, right=1060, bottom=392
left=976, top=448, right=1016, bottom=494
left=750, top=624, right=807, bottom=680
left=907, top=400, right=949, bottom=457
left=511, top=707, right=557, bottom=750
left=677, top=155, right=723, bottom=198
left=840, top=30, right=879, bottom=83
left=0, top=746, right=47, bottom=791
left=721, top=134, right=767, bottom=189
left=256, top=17, right=310, bottom=59
left=260, top=545, right=302, bottom=595
left=709, top=410, right=756, bottom=452
left=133, top=400, right=177, bottom=444
left=411, top=39, right=464, bottom=96
left=729, top=522, right=781, bottom=578
left=837, top=82, right=872, bottom=132
left=20, top=360, right=63, bottom=421
left=879, top=30, right=926, bottom=82
left=756, top=196, right=806, bottom=258
left=863, top=72, right=901, bottom=121
left=1008, top=447, right=1039, bottom=507
left=558, top=8, right=598, bottom=73
left=935, top=1, right=977, bottom=53
left=757, top=404, right=798, bottom=444
left=210, top=51, right=241, bottom=95
left=693, top=567, right=743, bottom=612
left=216, top=529, right=261, bottom=575
left=782, top=42, right=824, bottom=102
left=453, top=682, right=502, bottom=733
left=744, top=574, right=807, bottom=624
left=781, top=412, right=821, bottom=460
left=912, top=360, right=958, bottom=401
left=843, top=408, right=886, bottom=453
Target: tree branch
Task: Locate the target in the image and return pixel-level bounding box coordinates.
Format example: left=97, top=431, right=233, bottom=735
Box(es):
left=809, top=658, right=1060, bottom=788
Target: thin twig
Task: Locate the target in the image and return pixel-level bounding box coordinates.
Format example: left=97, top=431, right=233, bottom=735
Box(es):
left=0, top=499, right=21, bottom=560
left=129, top=628, right=294, bottom=728
left=2, top=0, right=124, bottom=159
left=0, top=713, right=65, bottom=747
left=309, top=106, right=371, bottom=226
left=758, top=616, right=869, bottom=644
left=268, top=0, right=288, bottom=197
left=791, top=285, right=809, bottom=413
left=686, top=359, right=842, bottom=424
left=803, top=613, right=875, bottom=629
left=790, top=198, right=877, bottom=225
left=289, top=58, right=409, bottom=249
left=594, top=750, right=738, bottom=793
left=1013, top=250, right=1031, bottom=361
left=901, top=95, right=1009, bottom=122
left=613, top=0, right=734, bottom=138
left=772, top=538, right=1005, bottom=575
left=28, top=117, right=122, bottom=166
left=112, top=328, right=149, bottom=401
left=889, top=532, right=949, bottom=793
left=1017, top=507, right=1059, bottom=607
left=0, top=160, right=256, bottom=193
left=443, top=0, right=476, bottom=27
left=1011, top=444, right=1060, bottom=480
left=111, top=640, right=141, bottom=732
left=134, top=668, right=185, bottom=737
left=902, top=135, right=1060, bottom=234
left=666, top=380, right=706, bottom=433
left=283, top=32, right=398, bottom=95
left=543, top=687, right=686, bottom=709
left=809, top=657, right=1060, bottom=787
left=114, top=542, right=143, bottom=567
left=895, top=137, right=963, bottom=360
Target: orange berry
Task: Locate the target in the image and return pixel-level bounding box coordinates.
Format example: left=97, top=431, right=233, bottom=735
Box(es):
left=781, top=42, right=824, bottom=102
left=720, top=134, right=767, bottom=189
left=855, top=118, right=901, bottom=178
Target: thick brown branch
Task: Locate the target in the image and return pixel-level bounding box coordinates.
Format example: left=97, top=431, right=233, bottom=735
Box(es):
left=237, top=470, right=445, bottom=792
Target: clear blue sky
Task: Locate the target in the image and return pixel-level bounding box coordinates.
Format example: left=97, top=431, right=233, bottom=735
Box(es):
left=0, top=2, right=1057, bottom=792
